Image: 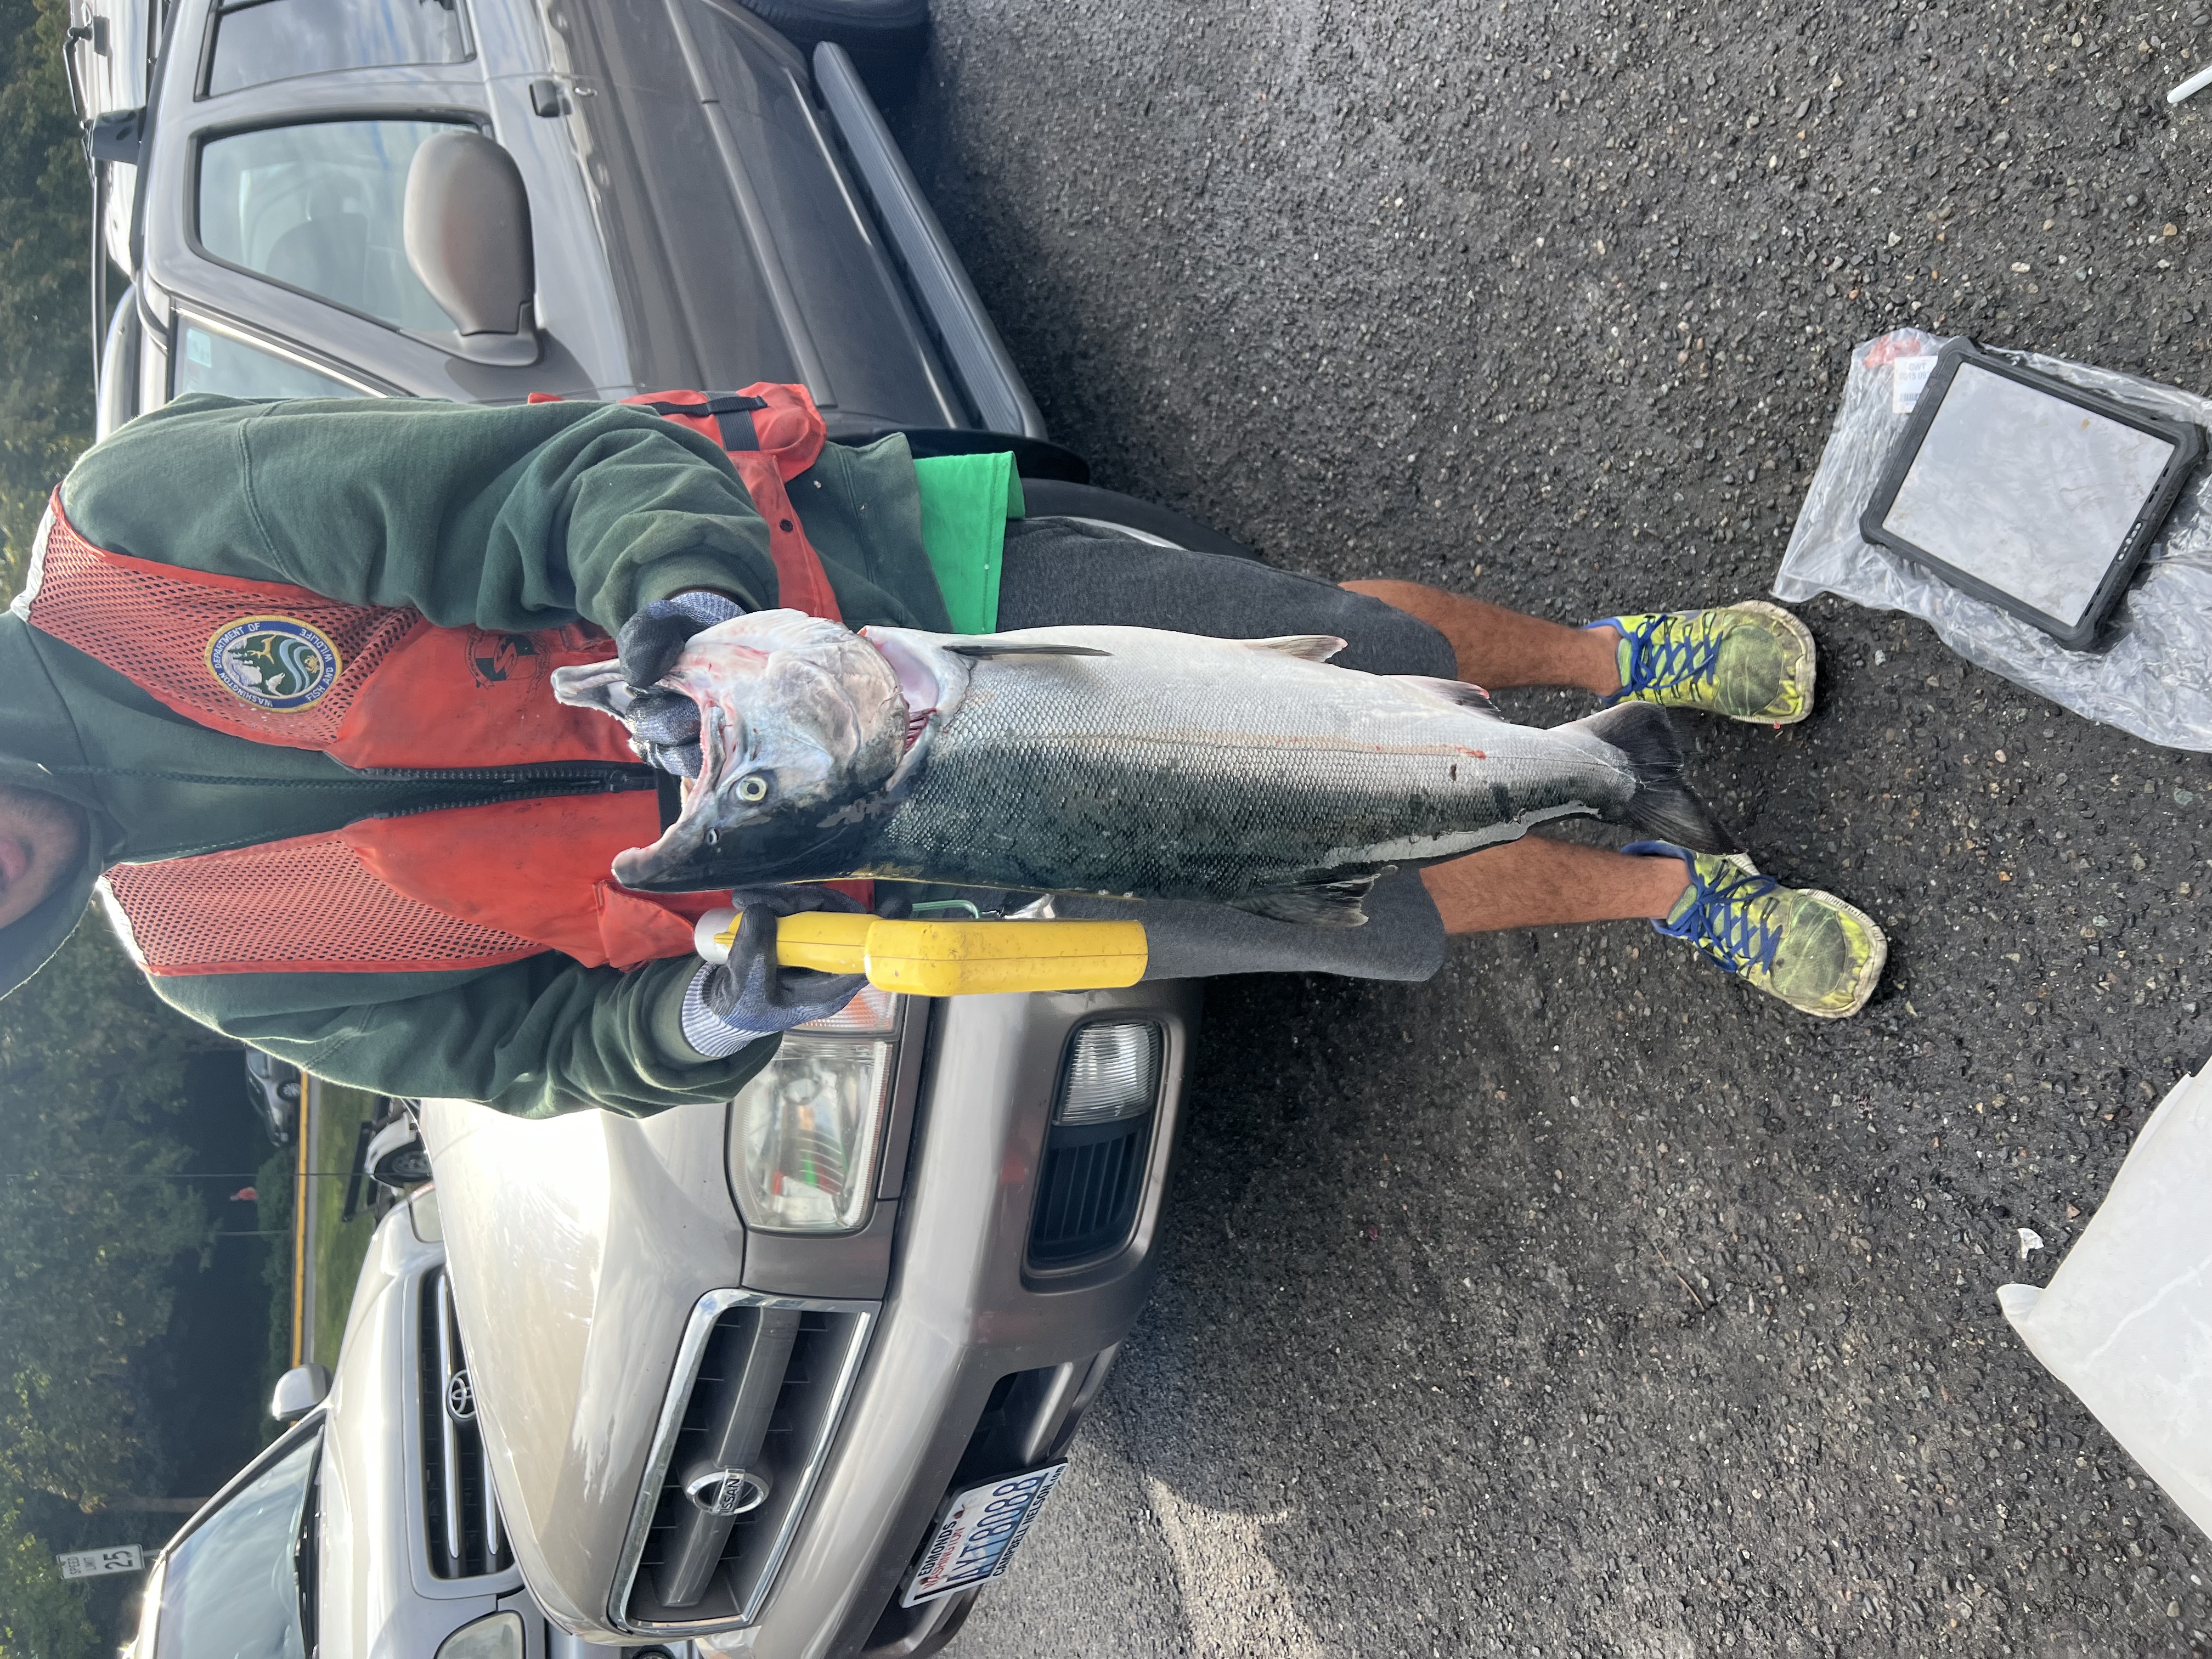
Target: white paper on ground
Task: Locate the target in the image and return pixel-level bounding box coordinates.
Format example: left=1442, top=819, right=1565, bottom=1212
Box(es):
left=1999, top=1056, right=2212, bottom=1539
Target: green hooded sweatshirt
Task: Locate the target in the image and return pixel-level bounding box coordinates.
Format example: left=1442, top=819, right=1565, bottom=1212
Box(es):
left=0, top=393, right=954, bottom=1119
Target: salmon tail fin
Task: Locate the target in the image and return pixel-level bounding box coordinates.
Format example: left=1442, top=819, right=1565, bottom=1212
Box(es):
left=1556, top=703, right=1738, bottom=854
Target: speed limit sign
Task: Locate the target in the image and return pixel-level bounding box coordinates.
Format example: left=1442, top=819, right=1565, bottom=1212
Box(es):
left=55, top=1545, right=144, bottom=1579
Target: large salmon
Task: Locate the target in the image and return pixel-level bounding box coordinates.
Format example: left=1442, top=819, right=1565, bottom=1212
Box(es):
left=552, top=610, right=1734, bottom=926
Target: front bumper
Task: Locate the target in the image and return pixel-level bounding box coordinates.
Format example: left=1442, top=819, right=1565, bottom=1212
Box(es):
left=710, top=982, right=1201, bottom=1659
left=437, top=981, right=1199, bottom=1657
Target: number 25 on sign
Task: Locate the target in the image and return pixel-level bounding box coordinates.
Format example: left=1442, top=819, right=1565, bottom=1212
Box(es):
left=56, top=1544, right=145, bottom=1579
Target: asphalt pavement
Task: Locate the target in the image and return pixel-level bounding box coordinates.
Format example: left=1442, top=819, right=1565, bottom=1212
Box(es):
left=884, top=0, right=2212, bottom=1652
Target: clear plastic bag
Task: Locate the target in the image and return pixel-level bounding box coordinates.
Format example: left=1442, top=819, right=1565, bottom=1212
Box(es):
left=1999, top=1056, right=2212, bottom=1539
left=1774, top=328, right=2212, bottom=751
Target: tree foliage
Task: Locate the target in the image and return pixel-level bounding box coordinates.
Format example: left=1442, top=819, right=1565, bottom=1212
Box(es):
left=0, top=0, right=97, bottom=595
left=0, top=917, right=218, bottom=1515
left=0, top=1494, right=98, bottom=1659
left=0, top=19, right=226, bottom=1651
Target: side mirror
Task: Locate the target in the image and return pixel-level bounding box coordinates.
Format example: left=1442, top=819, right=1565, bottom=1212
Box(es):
left=402, top=131, right=540, bottom=367
left=269, top=1362, right=331, bottom=1422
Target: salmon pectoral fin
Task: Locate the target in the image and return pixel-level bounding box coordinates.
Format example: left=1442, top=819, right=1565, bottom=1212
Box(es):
left=1227, top=874, right=1378, bottom=928
left=946, top=641, right=1113, bottom=658
left=1390, top=674, right=1499, bottom=715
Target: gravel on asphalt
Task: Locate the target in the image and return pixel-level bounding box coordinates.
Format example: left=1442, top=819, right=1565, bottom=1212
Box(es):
left=883, top=1, right=2212, bottom=1650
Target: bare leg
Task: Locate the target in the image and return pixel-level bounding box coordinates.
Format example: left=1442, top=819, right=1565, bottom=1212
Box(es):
left=1352, top=582, right=1683, bottom=933
left=1342, top=579, right=1620, bottom=693
left=1420, top=837, right=1687, bottom=934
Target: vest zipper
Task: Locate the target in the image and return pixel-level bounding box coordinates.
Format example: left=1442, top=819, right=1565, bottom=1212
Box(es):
left=367, top=771, right=659, bottom=820
left=71, top=763, right=662, bottom=862
left=55, top=760, right=660, bottom=791
left=338, top=761, right=659, bottom=788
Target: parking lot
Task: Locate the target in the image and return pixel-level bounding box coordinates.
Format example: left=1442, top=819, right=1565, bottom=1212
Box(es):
left=887, top=0, right=2212, bottom=1652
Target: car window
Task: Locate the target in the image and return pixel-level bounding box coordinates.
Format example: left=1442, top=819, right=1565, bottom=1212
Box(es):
left=204, top=0, right=469, bottom=98
left=175, top=320, right=367, bottom=400
left=198, top=120, right=464, bottom=333
left=154, top=1430, right=317, bottom=1659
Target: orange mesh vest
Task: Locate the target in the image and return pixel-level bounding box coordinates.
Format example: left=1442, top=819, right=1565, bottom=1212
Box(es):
left=34, top=386, right=842, bottom=977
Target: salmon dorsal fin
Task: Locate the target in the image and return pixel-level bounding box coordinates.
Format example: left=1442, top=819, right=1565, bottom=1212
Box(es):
left=1227, top=874, right=1378, bottom=928
left=1391, top=674, right=1499, bottom=716
left=946, top=641, right=1112, bottom=658
left=1239, top=634, right=1346, bottom=662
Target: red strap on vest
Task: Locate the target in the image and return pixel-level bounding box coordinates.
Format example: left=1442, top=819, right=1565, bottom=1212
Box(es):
left=532, top=385, right=842, bottom=620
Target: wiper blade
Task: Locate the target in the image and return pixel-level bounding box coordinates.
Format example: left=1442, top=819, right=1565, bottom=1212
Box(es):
left=291, top=1464, right=319, bottom=1655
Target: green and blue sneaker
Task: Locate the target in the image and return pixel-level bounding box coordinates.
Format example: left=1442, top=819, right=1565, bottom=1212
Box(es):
left=1626, top=842, right=1886, bottom=1019
left=1584, top=601, right=1816, bottom=725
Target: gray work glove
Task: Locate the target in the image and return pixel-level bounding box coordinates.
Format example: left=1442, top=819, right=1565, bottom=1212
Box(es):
left=679, top=885, right=867, bottom=1058
left=618, top=591, right=742, bottom=777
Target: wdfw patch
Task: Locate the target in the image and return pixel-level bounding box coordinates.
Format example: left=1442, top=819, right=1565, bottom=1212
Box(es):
left=206, top=616, right=343, bottom=711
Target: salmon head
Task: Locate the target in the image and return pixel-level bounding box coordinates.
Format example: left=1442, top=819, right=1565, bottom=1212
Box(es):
left=554, top=609, right=907, bottom=893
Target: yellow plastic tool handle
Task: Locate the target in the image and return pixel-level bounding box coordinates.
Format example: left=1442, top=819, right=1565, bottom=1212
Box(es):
left=695, top=909, right=1148, bottom=997
left=855, top=917, right=1148, bottom=997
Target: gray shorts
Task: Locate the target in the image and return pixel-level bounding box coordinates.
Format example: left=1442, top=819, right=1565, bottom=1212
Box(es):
left=988, top=517, right=1455, bottom=983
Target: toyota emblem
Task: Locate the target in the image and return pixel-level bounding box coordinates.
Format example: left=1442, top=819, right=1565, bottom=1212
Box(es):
left=684, top=1467, right=771, bottom=1517
left=444, top=1369, right=476, bottom=1423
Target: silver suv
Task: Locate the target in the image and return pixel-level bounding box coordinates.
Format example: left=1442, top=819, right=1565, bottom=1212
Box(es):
left=422, top=979, right=1203, bottom=1657
left=73, top=0, right=1051, bottom=450
left=126, top=1192, right=694, bottom=1659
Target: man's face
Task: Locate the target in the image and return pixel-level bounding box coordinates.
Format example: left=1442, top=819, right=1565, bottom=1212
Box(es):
left=0, top=786, right=86, bottom=930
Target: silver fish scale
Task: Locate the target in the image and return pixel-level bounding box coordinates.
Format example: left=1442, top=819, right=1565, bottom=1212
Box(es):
left=851, top=640, right=1638, bottom=901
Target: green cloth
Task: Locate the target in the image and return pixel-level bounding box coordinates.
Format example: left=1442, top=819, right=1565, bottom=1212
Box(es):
left=64, top=393, right=953, bottom=634
left=0, top=393, right=957, bottom=1119
left=912, top=453, right=1024, bottom=633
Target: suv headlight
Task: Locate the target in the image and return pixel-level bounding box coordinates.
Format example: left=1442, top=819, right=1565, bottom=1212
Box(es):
left=726, top=986, right=900, bottom=1234
left=435, top=1612, right=522, bottom=1659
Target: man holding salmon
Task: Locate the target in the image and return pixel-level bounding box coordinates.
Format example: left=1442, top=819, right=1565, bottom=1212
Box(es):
left=0, top=392, right=1883, bottom=1114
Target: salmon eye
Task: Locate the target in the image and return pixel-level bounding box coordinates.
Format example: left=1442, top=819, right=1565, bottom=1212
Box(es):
left=735, top=774, right=770, bottom=804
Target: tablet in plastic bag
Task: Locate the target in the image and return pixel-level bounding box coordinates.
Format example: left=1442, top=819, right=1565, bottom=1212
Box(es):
left=1859, top=342, right=2203, bottom=650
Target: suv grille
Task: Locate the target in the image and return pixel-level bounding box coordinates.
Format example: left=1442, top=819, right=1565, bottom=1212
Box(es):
left=1028, top=1116, right=1151, bottom=1266
left=418, top=1269, right=511, bottom=1579
left=617, top=1292, right=876, bottom=1633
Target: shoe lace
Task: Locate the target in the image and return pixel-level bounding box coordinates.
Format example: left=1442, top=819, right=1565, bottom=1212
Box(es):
left=1621, top=612, right=1723, bottom=701
left=1664, top=860, right=1782, bottom=975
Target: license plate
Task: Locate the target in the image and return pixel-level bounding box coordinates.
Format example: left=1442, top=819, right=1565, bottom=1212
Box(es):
left=899, top=1463, right=1068, bottom=1607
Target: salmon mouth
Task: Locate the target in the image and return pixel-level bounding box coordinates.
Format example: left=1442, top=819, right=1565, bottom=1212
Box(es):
left=612, top=620, right=912, bottom=892
left=680, top=701, right=736, bottom=812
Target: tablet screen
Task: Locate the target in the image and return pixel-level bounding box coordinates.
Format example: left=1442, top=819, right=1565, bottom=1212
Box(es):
left=1879, top=362, right=2176, bottom=628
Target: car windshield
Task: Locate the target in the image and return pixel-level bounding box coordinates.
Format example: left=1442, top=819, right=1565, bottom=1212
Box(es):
left=174, top=319, right=366, bottom=400
left=153, top=1430, right=318, bottom=1659
left=197, top=119, right=465, bottom=332
left=204, top=0, right=470, bottom=98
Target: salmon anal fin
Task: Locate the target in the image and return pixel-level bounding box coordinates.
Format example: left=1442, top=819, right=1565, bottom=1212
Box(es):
left=1227, top=874, right=1378, bottom=928
left=1391, top=674, right=1499, bottom=715
left=1240, top=634, right=1346, bottom=662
